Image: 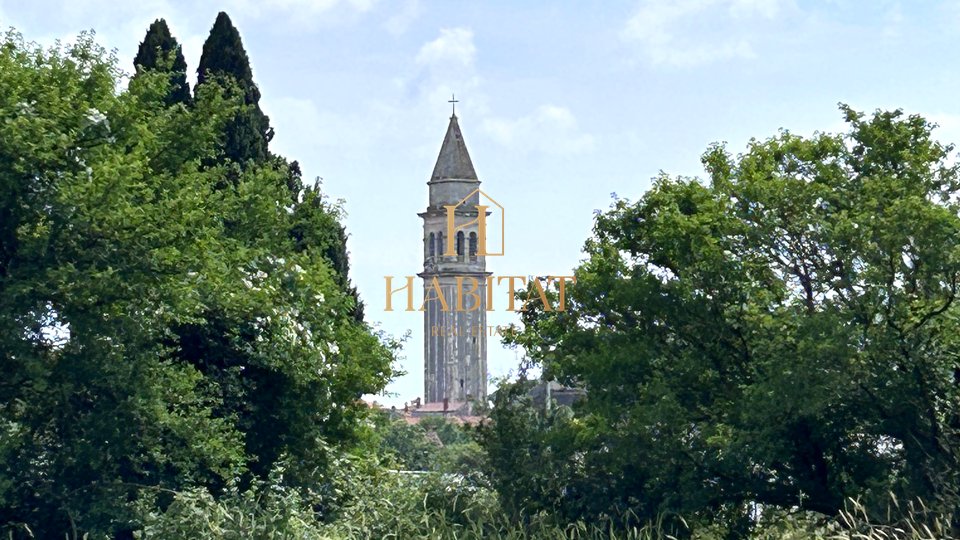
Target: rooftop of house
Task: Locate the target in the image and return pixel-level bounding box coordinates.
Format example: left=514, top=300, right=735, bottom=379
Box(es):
left=364, top=397, right=486, bottom=427
left=402, top=414, right=485, bottom=427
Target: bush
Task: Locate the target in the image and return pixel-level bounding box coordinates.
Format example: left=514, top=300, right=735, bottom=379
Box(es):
left=134, top=485, right=326, bottom=539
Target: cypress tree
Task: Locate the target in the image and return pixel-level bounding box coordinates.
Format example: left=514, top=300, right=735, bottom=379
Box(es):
left=195, top=12, right=360, bottom=320
left=133, top=18, right=191, bottom=106
left=196, top=12, right=273, bottom=164
left=289, top=174, right=366, bottom=322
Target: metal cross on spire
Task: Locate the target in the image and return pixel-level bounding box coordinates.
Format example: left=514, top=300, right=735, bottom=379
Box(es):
left=449, top=93, right=459, bottom=116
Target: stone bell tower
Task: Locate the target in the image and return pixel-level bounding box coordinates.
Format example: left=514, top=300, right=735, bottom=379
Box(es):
left=418, top=113, right=489, bottom=403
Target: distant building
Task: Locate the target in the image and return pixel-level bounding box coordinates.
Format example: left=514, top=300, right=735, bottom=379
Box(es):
left=393, top=396, right=484, bottom=427
left=419, top=112, right=489, bottom=405
left=528, top=380, right=586, bottom=412
left=381, top=113, right=586, bottom=426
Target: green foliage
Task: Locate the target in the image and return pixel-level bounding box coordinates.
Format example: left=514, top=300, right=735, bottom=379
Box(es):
left=133, top=18, right=191, bottom=106
left=131, top=449, right=676, bottom=540
left=375, top=414, right=482, bottom=474
left=478, top=380, right=589, bottom=524
left=135, top=481, right=327, bottom=539
left=435, top=440, right=487, bottom=476
left=378, top=420, right=437, bottom=471
left=832, top=497, right=955, bottom=540
left=290, top=184, right=364, bottom=322
left=417, top=415, right=472, bottom=446
left=196, top=11, right=272, bottom=165
left=0, top=30, right=393, bottom=538
left=314, top=450, right=668, bottom=540
left=321, top=454, right=498, bottom=538
left=495, top=106, right=960, bottom=531
left=196, top=12, right=254, bottom=91
left=193, top=10, right=359, bottom=313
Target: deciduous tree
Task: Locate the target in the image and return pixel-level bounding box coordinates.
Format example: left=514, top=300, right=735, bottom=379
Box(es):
left=492, top=106, right=960, bottom=530
left=0, top=30, right=393, bottom=538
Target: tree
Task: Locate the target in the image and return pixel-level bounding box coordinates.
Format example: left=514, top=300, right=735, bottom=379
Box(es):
left=194, top=13, right=361, bottom=321
left=196, top=11, right=272, bottom=165
left=132, top=18, right=191, bottom=106
left=379, top=421, right=438, bottom=471
left=376, top=415, right=482, bottom=473
left=196, top=12, right=253, bottom=89
left=494, top=106, right=960, bottom=530
left=290, top=182, right=365, bottom=322
left=176, top=13, right=369, bottom=485
left=0, top=31, right=393, bottom=538
left=478, top=379, right=586, bottom=523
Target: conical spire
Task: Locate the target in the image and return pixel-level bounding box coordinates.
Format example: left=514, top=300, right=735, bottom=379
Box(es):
left=431, top=115, right=477, bottom=181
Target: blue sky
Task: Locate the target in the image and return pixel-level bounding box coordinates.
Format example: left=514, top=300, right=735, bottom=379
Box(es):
left=3, top=0, right=960, bottom=405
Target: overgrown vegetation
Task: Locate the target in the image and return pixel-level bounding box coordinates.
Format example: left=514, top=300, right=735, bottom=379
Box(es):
left=0, top=23, right=391, bottom=538
left=491, top=105, right=960, bottom=535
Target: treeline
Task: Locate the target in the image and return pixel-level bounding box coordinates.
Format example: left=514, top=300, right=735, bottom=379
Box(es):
left=482, top=105, right=960, bottom=536
left=0, top=13, right=392, bottom=538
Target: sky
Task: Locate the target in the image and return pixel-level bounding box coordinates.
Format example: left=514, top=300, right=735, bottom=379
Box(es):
left=3, top=0, right=960, bottom=406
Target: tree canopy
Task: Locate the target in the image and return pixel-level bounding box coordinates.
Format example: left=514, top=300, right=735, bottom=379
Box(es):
left=0, top=29, right=393, bottom=538
left=488, top=105, right=960, bottom=532
left=196, top=11, right=272, bottom=165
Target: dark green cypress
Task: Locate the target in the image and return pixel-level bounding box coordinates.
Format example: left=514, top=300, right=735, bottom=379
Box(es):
left=133, top=19, right=191, bottom=106
left=289, top=176, right=366, bottom=322
left=196, top=12, right=273, bottom=165
left=196, top=12, right=360, bottom=318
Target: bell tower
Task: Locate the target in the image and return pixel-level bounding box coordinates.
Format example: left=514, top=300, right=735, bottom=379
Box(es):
left=418, top=113, right=489, bottom=403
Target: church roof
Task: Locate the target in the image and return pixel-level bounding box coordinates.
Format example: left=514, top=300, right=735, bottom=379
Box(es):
left=431, top=114, right=477, bottom=181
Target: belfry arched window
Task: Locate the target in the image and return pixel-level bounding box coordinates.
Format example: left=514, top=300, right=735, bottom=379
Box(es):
left=437, top=231, right=444, bottom=258
left=469, top=232, right=478, bottom=261
left=428, top=232, right=436, bottom=258
left=456, top=231, right=465, bottom=259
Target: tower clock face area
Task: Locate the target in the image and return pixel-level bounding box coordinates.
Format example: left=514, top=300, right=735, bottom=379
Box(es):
left=420, top=113, right=489, bottom=405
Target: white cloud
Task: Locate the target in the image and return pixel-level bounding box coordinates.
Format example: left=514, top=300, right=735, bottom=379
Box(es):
left=384, top=0, right=420, bottom=35
left=623, top=0, right=785, bottom=67
left=416, top=27, right=475, bottom=68
left=729, top=0, right=782, bottom=18
left=203, top=0, right=377, bottom=30
left=5, top=0, right=188, bottom=80
left=268, top=96, right=380, bottom=154
left=397, top=27, right=485, bottom=124
left=223, top=0, right=375, bottom=18
left=264, top=26, right=487, bottom=173
left=482, top=105, right=595, bottom=155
